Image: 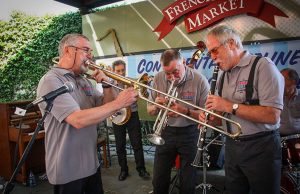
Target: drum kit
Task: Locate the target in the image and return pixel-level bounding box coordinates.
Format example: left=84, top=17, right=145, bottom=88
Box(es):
left=281, top=134, right=300, bottom=194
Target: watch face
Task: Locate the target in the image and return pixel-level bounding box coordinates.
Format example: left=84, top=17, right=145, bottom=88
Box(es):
left=233, top=104, right=239, bottom=109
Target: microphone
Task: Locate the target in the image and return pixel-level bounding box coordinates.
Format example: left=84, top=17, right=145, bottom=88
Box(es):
left=26, top=82, right=74, bottom=109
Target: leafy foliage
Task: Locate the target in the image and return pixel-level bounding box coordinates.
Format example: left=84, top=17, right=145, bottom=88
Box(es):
left=0, top=11, right=82, bottom=102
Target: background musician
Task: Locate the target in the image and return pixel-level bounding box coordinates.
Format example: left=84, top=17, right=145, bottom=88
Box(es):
left=200, top=25, right=284, bottom=194
left=111, top=60, right=150, bottom=181
left=279, top=68, right=300, bottom=136
left=147, top=49, right=209, bottom=194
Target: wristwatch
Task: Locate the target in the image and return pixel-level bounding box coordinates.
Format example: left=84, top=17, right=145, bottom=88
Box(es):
left=232, top=103, right=239, bottom=115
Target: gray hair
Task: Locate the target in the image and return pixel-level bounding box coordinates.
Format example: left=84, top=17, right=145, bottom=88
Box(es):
left=58, top=34, right=89, bottom=57
left=207, top=25, right=243, bottom=49
left=160, top=49, right=182, bottom=66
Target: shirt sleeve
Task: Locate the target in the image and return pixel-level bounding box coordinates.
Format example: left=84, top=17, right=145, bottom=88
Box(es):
left=197, top=74, right=210, bottom=108
left=37, top=75, right=80, bottom=123
left=257, top=57, right=284, bottom=110
left=94, top=87, right=104, bottom=107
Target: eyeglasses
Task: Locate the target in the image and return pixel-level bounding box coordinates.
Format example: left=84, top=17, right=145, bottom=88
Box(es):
left=206, top=43, right=225, bottom=58
left=69, top=46, right=93, bottom=55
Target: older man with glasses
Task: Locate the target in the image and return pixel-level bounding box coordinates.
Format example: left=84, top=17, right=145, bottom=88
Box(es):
left=199, top=25, right=284, bottom=194
left=37, top=33, right=138, bottom=194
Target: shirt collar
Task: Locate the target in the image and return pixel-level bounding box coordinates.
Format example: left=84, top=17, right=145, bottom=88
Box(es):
left=52, top=66, right=75, bottom=77
left=184, top=67, right=194, bottom=82
left=286, top=89, right=299, bottom=101
left=232, top=50, right=251, bottom=70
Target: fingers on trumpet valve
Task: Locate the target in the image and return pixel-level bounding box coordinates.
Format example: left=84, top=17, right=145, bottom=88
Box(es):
left=154, top=96, right=167, bottom=107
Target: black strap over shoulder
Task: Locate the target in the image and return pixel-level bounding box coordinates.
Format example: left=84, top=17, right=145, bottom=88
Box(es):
left=245, top=56, right=261, bottom=104
left=218, top=56, right=261, bottom=105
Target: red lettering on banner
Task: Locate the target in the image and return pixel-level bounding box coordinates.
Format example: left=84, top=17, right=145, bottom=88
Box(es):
left=154, top=0, right=288, bottom=40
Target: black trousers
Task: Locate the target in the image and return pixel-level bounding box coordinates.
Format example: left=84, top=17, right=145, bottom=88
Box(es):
left=152, top=125, right=198, bottom=194
left=112, top=111, right=145, bottom=172
left=53, top=167, right=103, bottom=194
left=224, top=130, right=282, bottom=194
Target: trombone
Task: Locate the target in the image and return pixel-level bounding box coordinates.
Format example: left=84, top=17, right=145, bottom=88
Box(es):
left=84, top=60, right=242, bottom=139
left=52, top=56, right=132, bottom=125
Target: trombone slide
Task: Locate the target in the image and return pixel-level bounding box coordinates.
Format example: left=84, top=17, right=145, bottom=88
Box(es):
left=83, top=60, right=242, bottom=139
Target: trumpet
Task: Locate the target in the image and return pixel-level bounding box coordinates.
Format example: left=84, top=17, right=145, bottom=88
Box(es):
left=147, top=80, right=178, bottom=145
left=84, top=60, right=242, bottom=139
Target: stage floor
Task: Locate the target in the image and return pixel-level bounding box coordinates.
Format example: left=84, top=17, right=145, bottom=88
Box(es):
left=0, top=146, right=225, bottom=194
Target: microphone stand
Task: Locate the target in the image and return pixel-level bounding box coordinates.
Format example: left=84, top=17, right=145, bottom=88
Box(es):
left=191, top=66, right=221, bottom=193
left=195, top=134, right=222, bottom=194
left=2, top=100, right=53, bottom=194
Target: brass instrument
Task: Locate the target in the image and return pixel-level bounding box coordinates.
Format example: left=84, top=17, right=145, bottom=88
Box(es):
left=52, top=56, right=242, bottom=139
left=108, top=73, right=152, bottom=125
left=84, top=60, right=242, bottom=139
left=52, top=56, right=131, bottom=125
left=147, top=80, right=178, bottom=145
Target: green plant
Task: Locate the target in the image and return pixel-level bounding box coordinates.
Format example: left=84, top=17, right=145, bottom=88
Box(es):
left=0, top=11, right=82, bottom=102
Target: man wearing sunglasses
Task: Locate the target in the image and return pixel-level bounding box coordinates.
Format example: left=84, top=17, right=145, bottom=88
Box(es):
left=37, top=33, right=138, bottom=194
left=147, top=49, right=209, bottom=194
left=200, top=25, right=284, bottom=194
